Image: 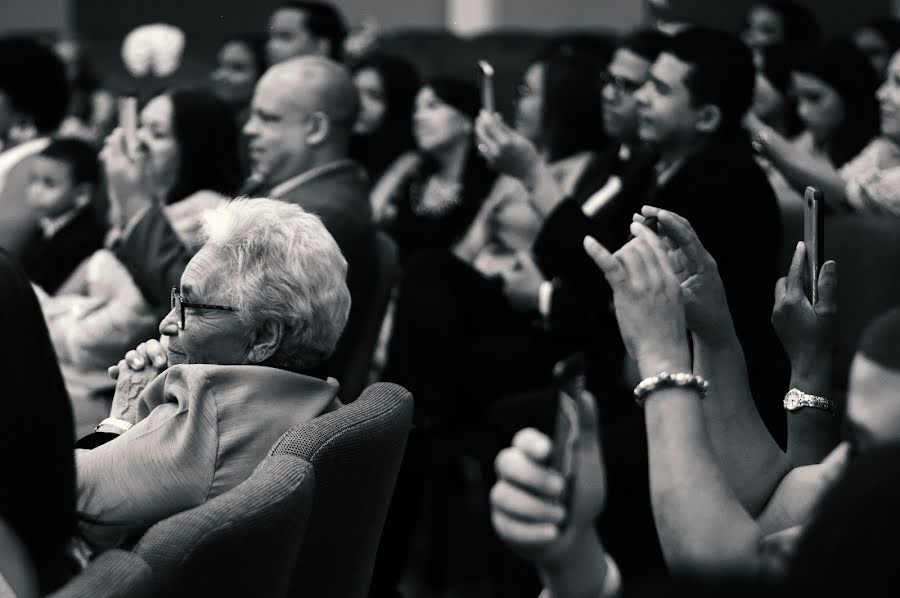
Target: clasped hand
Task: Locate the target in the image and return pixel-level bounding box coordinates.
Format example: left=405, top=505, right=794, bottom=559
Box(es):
left=107, top=338, right=170, bottom=425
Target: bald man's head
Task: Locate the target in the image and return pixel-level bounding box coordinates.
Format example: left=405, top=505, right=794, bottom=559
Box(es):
left=261, top=56, right=358, bottom=132
left=244, top=56, right=359, bottom=188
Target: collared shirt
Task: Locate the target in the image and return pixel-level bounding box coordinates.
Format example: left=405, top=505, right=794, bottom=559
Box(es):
left=0, top=137, right=49, bottom=194
left=38, top=205, right=87, bottom=239
left=268, top=159, right=361, bottom=199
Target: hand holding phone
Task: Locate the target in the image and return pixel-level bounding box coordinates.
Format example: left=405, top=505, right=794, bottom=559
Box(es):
left=803, top=186, right=824, bottom=305
left=478, top=60, right=495, bottom=113
left=118, top=96, right=138, bottom=160
left=552, top=354, right=585, bottom=484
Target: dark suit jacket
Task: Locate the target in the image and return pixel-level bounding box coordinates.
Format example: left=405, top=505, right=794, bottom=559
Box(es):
left=20, top=209, right=106, bottom=294
left=113, top=161, right=377, bottom=384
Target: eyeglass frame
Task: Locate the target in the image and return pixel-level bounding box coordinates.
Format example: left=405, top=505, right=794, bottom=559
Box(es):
left=598, top=71, right=644, bottom=96
left=170, top=287, right=238, bottom=330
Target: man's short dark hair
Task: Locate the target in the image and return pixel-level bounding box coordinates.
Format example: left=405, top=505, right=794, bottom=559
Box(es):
left=618, top=29, right=669, bottom=63
left=283, top=1, right=346, bottom=61
left=0, top=37, right=69, bottom=135
left=665, top=28, right=755, bottom=134
left=40, top=137, right=99, bottom=187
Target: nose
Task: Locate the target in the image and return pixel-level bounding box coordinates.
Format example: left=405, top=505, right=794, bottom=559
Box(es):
left=243, top=115, right=259, bottom=137
left=634, top=82, right=650, bottom=107
left=877, top=80, right=888, bottom=103
left=602, top=82, right=617, bottom=102
left=159, top=308, right=180, bottom=336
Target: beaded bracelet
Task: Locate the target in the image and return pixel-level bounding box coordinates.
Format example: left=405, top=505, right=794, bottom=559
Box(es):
left=633, top=372, right=710, bottom=407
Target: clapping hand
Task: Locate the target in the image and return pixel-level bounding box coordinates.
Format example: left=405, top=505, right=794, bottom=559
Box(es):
left=771, top=241, right=837, bottom=376
left=475, top=110, right=543, bottom=187
left=491, top=388, right=605, bottom=567
left=634, top=206, right=733, bottom=345
left=584, top=223, right=691, bottom=377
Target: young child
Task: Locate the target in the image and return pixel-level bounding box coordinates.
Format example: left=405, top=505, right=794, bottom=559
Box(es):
left=20, top=137, right=105, bottom=294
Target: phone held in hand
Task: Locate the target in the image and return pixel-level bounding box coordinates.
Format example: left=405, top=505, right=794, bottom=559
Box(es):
left=803, top=186, right=824, bottom=305
left=478, top=60, right=495, bottom=113
left=118, top=95, right=139, bottom=160
left=552, top=353, right=585, bottom=486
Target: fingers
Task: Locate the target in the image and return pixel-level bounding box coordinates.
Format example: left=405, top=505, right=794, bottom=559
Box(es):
left=491, top=510, right=558, bottom=546
left=653, top=209, right=707, bottom=266
left=774, top=277, right=787, bottom=303
left=575, top=390, right=599, bottom=439
left=511, top=427, right=554, bottom=462
left=786, top=241, right=806, bottom=297
left=495, top=445, right=565, bottom=500
left=584, top=236, right=626, bottom=284
left=108, top=363, right=120, bottom=380
left=144, top=338, right=169, bottom=368
left=630, top=222, right=672, bottom=276
left=819, top=442, right=850, bottom=486
left=490, top=480, right=566, bottom=524
left=815, top=261, right=838, bottom=315
left=475, top=115, right=500, bottom=157
left=125, top=344, right=147, bottom=370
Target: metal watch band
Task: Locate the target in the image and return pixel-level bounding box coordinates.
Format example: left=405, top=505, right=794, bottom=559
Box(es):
left=783, top=388, right=836, bottom=415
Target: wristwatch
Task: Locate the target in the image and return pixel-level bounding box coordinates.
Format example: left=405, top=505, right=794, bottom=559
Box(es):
left=783, top=388, right=836, bottom=415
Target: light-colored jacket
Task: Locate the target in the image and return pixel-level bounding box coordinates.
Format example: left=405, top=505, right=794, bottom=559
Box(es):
left=76, top=364, right=341, bottom=550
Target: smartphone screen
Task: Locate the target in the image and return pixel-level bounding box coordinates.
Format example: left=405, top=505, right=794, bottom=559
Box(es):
left=477, top=60, right=495, bottom=113
left=803, top=186, right=824, bottom=304
left=118, top=96, right=138, bottom=159
left=552, top=354, right=585, bottom=482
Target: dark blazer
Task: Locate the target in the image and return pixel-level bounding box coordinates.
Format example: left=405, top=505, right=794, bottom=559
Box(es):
left=113, top=161, right=377, bottom=383
left=20, top=209, right=105, bottom=294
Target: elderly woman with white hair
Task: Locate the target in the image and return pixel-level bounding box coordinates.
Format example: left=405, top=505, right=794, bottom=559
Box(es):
left=74, top=197, right=351, bottom=551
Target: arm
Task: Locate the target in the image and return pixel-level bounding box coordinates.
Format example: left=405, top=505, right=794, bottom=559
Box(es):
left=750, top=122, right=848, bottom=207
left=640, top=207, right=792, bottom=516
left=113, top=204, right=191, bottom=310
left=585, top=226, right=766, bottom=573
left=772, top=245, right=841, bottom=465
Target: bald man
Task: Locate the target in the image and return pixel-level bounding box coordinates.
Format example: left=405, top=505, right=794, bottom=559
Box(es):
left=110, top=56, right=376, bottom=389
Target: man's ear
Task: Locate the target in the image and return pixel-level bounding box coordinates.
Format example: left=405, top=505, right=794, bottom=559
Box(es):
left=8, top=113, right=38, bottom=145
left=248, top=320, right=284, bottom=364
left=695, top=104, right=722, bottom=134
left=305, top=111, right=330, bottom=146
left=315, top=37, right=333, bottom=58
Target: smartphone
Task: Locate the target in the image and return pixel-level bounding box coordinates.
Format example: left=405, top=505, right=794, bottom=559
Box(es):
left=552, top=353, right=585, bottom=484
left=803, top=186, right=824, bottom=304
left=477, top=60, right=495, bottom=113
left=118, top=95, right=138, bottom=159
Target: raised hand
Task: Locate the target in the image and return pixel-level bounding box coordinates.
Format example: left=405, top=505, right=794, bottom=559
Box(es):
left=635, top=206, right=733, bottom=345
left=772, top=241, right=838, bottom=376
left=475, top=110, right=543, bottom=186
left=491, top=389, right=605, bottom=567
left=584, top=223, right=691, bottom=377
left=100, top=127, right=157, bottom=227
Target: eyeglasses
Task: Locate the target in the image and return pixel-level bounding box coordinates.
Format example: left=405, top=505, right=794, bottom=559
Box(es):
left=170, top=287, right=238, bottom=330
left=598, top=71, right=644, bottom=96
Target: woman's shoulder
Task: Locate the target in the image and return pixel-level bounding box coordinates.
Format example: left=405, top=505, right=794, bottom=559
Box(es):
left=0, top=519, right=37, bottom=598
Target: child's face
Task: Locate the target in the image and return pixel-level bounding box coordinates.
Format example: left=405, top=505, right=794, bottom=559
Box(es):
left=27, top=156, right=79, bottom=218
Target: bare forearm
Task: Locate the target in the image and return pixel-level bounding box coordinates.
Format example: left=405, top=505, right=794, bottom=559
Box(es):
left=765, top=144, right=847, bottom=206
left=538, top=532, right=610, bottom=598
left=692, top=332, right=791, bottom=515
left=645, top=387, right=763, bottom=573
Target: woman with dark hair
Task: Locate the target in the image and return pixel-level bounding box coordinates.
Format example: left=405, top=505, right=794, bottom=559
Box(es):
left=747, top=40, right=880, bottom=205
left=40, top=88, right=243, bottom=400
left=376, top=77, right=496, bottom=263
left=210, top=35, right=267, bottom=125
left=0, top=250, right=77, bottom=595
left=349, top=53, right=420, bottom=189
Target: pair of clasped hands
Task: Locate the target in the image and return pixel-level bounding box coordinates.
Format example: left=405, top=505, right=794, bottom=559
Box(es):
left=490, top=206, right=838, bottom=579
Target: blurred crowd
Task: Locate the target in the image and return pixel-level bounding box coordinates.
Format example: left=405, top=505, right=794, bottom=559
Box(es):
left=2, top=1, right=900, bottom=596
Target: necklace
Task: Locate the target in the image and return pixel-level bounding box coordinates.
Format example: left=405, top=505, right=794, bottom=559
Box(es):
left=413, top=175, right=463, bottom=217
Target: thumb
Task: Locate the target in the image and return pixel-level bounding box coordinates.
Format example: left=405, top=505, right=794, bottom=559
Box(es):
left=816, top=260, right=838, bottom=315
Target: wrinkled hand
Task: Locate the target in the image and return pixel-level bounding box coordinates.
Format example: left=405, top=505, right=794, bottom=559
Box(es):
left=108, top=338, right=169, bottom=380
left=584, top=223, right=691, bottom=377
left=635, top=206, right=733, bottom=344
left=475, top=110, right=543, bottom=186
left=772, top=241, right=837, bottom=375
left=501, top=251, right=544, bottom=313
left=491, top=389, right=605, bottom=566
left=100, top=127, right=157, bottom=226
